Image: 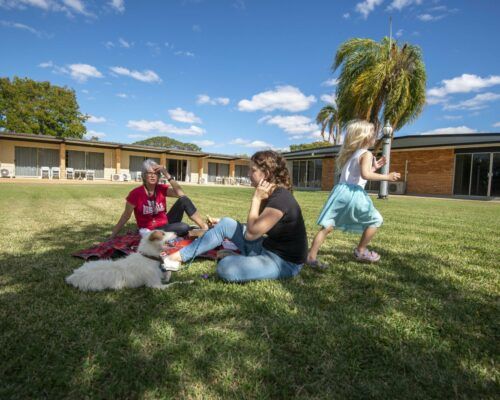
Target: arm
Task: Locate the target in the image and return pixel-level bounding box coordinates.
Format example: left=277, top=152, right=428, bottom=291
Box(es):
left=245, top=181, right=284, bottom=241
left=110, top=202, right=135, bottom=239
left=154, top=165, right=185, bottom=197
left=360, top=152, right=400, bottom=182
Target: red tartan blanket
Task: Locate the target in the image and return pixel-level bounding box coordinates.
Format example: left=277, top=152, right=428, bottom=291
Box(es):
left=71, top=233, right=237, bottom=261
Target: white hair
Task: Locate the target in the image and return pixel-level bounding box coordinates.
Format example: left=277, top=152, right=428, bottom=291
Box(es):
left=141, top=159, right=160, bottom=183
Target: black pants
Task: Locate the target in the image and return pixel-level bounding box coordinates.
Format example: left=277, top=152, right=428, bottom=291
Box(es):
left=157, top=196, right=197, bottom=236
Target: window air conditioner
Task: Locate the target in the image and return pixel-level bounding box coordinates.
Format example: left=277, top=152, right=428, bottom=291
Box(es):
left=111, top=174, right=122, bottom=182
left=388, top=181, right=406, bottom=195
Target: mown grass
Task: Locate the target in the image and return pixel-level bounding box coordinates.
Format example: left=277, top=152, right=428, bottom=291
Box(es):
left=0, top=183, right=499, bottom=399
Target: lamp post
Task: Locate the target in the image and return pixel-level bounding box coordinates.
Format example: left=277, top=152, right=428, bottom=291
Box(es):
left=378, top=121, right=393, bottom=199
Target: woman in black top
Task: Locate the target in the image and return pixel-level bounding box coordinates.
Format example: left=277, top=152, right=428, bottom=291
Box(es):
left=164, top=150, right=308, bottom=282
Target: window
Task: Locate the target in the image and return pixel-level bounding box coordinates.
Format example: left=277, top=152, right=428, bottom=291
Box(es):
left=67, top=150, right=105, bottom=178
left=207, top=162, right=229, bottom=182
left=129, top=156, right=160, bottom=180
left=292, top=159, right=322, bottom=188
left=15, top=147, right=59, bottom=176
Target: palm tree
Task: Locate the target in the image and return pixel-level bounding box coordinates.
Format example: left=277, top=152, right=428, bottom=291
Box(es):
left=333, top=37, right=426, bottom=134
left=332, top=36, right=426, bottom=198
left=316, top=104, right=340, bottom=144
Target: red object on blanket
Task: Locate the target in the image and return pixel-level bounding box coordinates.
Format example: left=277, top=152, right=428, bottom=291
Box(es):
left=72, top=234, right=238, bottom=261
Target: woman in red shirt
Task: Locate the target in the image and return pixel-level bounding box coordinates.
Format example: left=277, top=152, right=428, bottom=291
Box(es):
left=110, top=159, right=208, bottom=238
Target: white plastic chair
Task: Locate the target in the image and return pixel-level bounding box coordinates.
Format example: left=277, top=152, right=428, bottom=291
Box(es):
left=41, top=166, right=50, bottom=179
left=66, top=168, right=74, bottom=179
left=86, top=170, right=95, bottom=180
left=51, top=167, right=60, bottom=179
left=135, top=171, right=142, bottom=181
left=215, top=176, right=223, bottom=184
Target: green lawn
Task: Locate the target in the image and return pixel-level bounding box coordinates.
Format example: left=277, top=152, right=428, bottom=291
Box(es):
left=0, top=183, right=499, bottom=399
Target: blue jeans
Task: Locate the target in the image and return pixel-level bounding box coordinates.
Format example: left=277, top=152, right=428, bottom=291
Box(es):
left=179, top=217, right=302, bottom=282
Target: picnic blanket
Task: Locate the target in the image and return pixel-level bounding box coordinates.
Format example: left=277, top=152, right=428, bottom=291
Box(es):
left=71, top=232, right=239, bottom=261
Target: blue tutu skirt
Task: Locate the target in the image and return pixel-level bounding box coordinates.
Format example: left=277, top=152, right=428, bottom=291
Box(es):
left=316, top=183, right=383, bottom=233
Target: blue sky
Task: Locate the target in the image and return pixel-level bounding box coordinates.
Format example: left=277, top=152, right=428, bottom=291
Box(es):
left=1, top=0, right=499, bottom=154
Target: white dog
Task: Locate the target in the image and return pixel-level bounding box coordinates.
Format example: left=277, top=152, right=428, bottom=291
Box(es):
left=66, top=230, right=183, bottom=291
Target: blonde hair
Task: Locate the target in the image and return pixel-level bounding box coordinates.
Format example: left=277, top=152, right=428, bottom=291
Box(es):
left=336, top=120, right=375, bottom=171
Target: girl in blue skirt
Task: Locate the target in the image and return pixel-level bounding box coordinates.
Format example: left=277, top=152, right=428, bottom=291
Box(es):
left=308, top=120, right=401, bottom=265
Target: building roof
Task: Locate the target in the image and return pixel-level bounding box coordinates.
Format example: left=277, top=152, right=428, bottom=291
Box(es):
left=0, top=131, right=248, bottom=160
left=283, top=133, right=500, bottom=159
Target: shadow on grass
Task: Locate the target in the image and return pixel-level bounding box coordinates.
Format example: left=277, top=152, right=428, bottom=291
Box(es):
left=0, top=223, right=498, bottom=399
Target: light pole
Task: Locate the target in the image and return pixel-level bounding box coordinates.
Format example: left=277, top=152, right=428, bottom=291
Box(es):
left=378, top=121, right=393, bottom=199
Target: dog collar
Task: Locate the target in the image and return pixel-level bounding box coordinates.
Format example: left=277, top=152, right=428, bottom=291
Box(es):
left=140, top=253, right=162, bottom=262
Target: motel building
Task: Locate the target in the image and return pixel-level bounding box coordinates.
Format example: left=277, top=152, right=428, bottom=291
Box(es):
left=1, top=131, right=499, bottom=200
left=0, top=132, right=250, bottom=185
left=283, top=133, right=500, bottom=199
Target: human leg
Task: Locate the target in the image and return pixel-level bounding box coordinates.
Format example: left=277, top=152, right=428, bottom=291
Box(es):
left=167, top=196, right=208, bottom=229
left=353, top=227, right=380, bottom=262
left=169, top=217, right=245, bottom=262
left=157, top=222, right=191, bottom=236
left=216, top=250, right=301, bottom=282
left=307, top=226, right=334, bottom=263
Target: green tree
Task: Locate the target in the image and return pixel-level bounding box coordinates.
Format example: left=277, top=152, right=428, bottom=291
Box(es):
left=289, top=141, right=333, bottom=152
left=333, top=37, right=426, bottom=133
left=316, top=104, right=340, bottom=144
left=0, top=77, right=87, bottom=138
left=133, top=136, right=202, bottom=152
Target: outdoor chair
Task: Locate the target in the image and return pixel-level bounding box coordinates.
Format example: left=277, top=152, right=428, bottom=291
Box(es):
left=86, top=170, right=95, bottom=180
left=40, top=166, right=50, bottom=179
left=51, top=167, right=60, bottom=179
left=215, top=176, right=223, bottom=184
left=135, top=171, right=142, bottom=181
left=66, top=168, right=74, bottom=179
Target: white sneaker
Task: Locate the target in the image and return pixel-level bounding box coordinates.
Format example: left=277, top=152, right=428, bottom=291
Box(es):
left=162, top=256, right=181, bottom=271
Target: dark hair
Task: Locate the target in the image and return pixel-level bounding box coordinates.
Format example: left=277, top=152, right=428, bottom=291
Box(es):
left=251, top=150, right=292, bottom=190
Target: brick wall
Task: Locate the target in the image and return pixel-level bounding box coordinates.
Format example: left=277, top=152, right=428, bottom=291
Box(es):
left=390, top=148, right=454, bottom=195
left=319, top=148, right=455, bottom=195
left=321, top=158, right=335, bottom=190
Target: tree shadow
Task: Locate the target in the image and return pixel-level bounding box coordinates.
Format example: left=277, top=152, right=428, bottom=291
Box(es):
left=0, top=223, right=498, bottom=398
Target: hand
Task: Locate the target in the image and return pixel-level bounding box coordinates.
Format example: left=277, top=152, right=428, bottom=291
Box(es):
left=153, top=165, right=170, bottom=179
left=373, top=156, right=387, bottom=171
left=206, top=215, right=220, bottom=228
left=388, top=172, right=401, bottom=182
left=253, top=179, right=275, bottom=201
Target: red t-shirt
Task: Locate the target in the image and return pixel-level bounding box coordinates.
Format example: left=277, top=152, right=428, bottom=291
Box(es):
left=126, top=184, right=169, bottom=229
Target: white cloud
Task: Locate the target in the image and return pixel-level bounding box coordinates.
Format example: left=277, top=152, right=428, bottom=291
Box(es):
left=238, top=85, right=316, bottom=112
left=192, top=140, right=215, bottom=147
left=417, top=13, right=444, bottom=22
left=320, top=94, right=336, bottom=104
left=321, top=78, right=338, bottom=87
left=196, top=94, right=230, bottom=106
left=493, top=122, right=500, bottom=128
left=230, top=138, right=276, bottom=149
left=0, top=0, right=92, bottom=15
left=395, top=29, right=404, bottom=37
left=87, top=115, right=106, bottom=123
left=355, top=0, right=384, bottom=19
left=230, top=138, right=249, bottom=145
left=443, top=115, right=463, bottom=120
left=419, top=126, right=478, bottom=135
left=118, top=37, right=131, bottom=48
left=174, top=50, right=195, bottom=57
left=343, top=13, right=350, bottom=19
left=38, top=60, right=53, bottom=68
left=84, top=130, right=106, bottom=139
left=387, top=0, right=422, bottom=11
left=168, top=108, right=202, bottom=124
left=62, top=0, right=89, bottom=15
left=110, top=66, right=161, bottom=83
left=81, top=89, right=89, bottom=94
left=110, top=0, right=124, bottom=13
left=127, top=120, right=205, bottom=136
left=427, top=74, right=500, bottom=99
left=0, top=20, right=47, bottom=37
left=444, top=92, right=500, bottom=111
left=68, top=63, right=103, bottom=82
left=259, top=115, right=321, bottom=136
left=104, top=40, right=114, bottom=49
left=116, top=93, right=128, bottom=98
